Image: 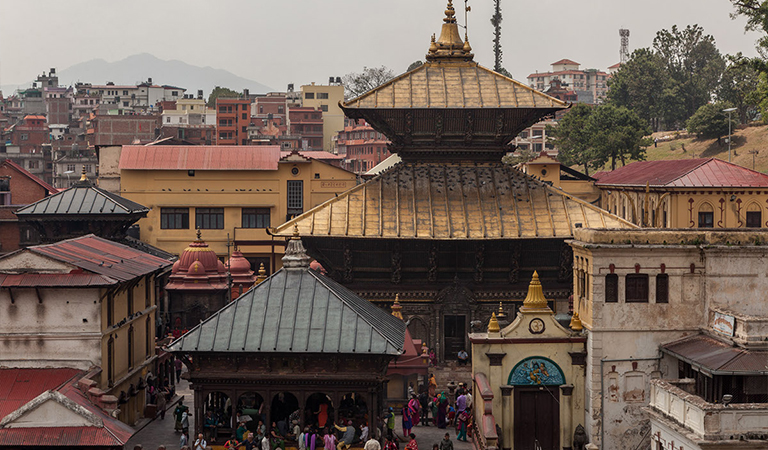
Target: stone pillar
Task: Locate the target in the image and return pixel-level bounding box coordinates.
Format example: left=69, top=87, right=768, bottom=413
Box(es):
left=560, top=384, right=574, bottom=450
left=499, top=385, right=513, bottom=450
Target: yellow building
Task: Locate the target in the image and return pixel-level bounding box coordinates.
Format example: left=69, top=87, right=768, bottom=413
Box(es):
left=519, top=152, right=601, bottom=203
left=118, top=145, right=357, bottom=272
left=301, top=83, right=345, bottom=152
left=470, top=273, right=586, bottom=450
left=595, top=158, right=768, bottom=228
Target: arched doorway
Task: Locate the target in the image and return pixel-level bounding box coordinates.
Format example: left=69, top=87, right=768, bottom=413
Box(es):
left=304, top=393, right=334, bottom=429
left=408, top=317, right=430, bottom=351
left=270, top=392, right=299, bottom=432
left=338, top=393, right=367, bottom=424
left=509, top=357, right=565, bottom=450
left=238, top=392, right=265, bottom=432
left=204, top=391, right=232, bottom=434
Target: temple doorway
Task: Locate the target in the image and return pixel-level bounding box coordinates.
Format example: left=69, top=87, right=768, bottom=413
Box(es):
left=513, top=387, right=559, bottom=450
left=443, top=315, right=466, bottom=360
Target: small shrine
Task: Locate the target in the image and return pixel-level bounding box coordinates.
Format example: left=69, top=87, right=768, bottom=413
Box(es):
left=386, top=295, right=430, bottom=408
left=470, top=272, right=586, bottom=450
left=165, top=230, right=229, bottom=331
left=169, top=227, right=405, bottom=439
left=225, top=250, right=256, bottom=299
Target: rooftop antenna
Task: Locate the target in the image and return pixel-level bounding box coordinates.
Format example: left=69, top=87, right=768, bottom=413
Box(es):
left=619, top=29, right=630, bottom=63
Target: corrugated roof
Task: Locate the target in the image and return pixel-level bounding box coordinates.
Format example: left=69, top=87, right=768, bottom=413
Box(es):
left=28, top=234, right=172, bottom=282
left=169, top=268, right=405, bottom=355
left=0, top=368, right=133, bottom=446
left=273, top=162, right=635, bottom=240
left=343, top=62, right=568, bottom=110
left=0, top=273, right=116, bottom=287
left=594, top=158, right=768, bottom=188
left=661, top=334, right=768, bottom=375
left=15, top=182, right=148, bottom=217
left=119, top=145, right=281, bottom=170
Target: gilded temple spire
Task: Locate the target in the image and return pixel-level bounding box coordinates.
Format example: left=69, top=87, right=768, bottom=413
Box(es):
left=520, top=271, right=552, bottom=313
left=391, top=294, right=404, bottom=320
left=426, top=0, right=474, bottom=62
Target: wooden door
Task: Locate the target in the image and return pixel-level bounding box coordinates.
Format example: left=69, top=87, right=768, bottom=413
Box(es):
left=443, top=315, right=466, bottom=360
left=514, top=387, right=559, bottom=450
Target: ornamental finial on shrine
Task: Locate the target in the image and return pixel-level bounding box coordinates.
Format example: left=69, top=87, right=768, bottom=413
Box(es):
left=520, top=271, right=551, bottom=313
left=426, top=0, right=474, bottom=62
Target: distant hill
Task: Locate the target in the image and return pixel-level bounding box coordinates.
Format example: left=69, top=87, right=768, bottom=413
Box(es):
left=1, top=53, right=273, bottom=97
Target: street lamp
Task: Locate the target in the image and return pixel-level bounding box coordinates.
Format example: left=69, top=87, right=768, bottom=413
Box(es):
left=723, top=107, right=737, bottom=163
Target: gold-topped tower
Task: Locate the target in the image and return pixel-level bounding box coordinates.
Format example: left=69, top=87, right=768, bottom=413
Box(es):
left=519, top=271, right=552, bottom=313
left=426, top=0, right=474, bottom=62
left=391, top=294, right=404, bottom=320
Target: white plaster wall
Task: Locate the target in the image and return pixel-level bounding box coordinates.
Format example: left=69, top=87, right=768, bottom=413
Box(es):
left=0, top=252, right=74, bottom=272
left=703, top=248, right=768, bottom=317
left=651, top=418, right=701, bottom=450
left=7, top=400, right=93, bottom=428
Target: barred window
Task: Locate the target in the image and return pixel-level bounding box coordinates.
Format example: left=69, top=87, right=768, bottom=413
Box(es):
left=242, top=208, right=270, bottom=228
left=287, top=180, right=303, bottom=211
left=656, top=274, right=669, bottom=303
left=605, top=274, right=618, bottom=302
left=160, top=208, right=189, bottom=229
left=196, top=208, right=224, bottom=229
left=625, top=274, right=649, bottom=303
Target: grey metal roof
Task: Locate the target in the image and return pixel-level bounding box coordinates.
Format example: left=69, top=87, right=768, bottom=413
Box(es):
left=15, top=183, right=149, bottom=218
left=169, top=268, right=405, bottom=355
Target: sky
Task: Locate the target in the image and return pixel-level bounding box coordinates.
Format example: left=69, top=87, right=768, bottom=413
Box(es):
left=0, top=0, right=763, bottom=92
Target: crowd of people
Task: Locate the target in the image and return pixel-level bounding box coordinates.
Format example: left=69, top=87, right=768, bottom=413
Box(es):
left=391, top=378, right=472, bottom=442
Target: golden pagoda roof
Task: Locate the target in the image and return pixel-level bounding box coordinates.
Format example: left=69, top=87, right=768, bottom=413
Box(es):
left=273, top=162, right=636, bottom=240
left=342, top=1, right=566, bottom=111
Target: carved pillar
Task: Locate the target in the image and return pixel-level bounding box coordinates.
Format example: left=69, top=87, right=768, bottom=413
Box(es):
left=560, top=384, right=574, bottom=450
left=500, top=386, right=513, bottom=450
left=194, top=386, right=204, bottom=436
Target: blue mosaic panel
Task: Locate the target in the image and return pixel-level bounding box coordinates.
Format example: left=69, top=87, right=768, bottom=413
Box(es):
left=509, top=357, right=566, bottom=386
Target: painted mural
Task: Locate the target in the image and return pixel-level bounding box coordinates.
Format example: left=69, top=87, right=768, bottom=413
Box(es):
left=509, top=357, right=566, bottom=386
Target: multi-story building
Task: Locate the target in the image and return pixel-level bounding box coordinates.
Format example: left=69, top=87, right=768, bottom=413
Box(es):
left=0, top=234, right=173, bottom=425
left=0, top=159, right=55, bottom=253
left=289, top=107, right=324, bottom=150
left=117, top=145, right=356, bottom=273
left=80, top=79, right=184, bottom=114
left=527, top=59, right=609, bottom=105
left=162, top=94, right=215, bottom=127
left=215, top=97, right=251, bottom=145
left=300, top=82, right=345, bottom=152
left=52, top=144, right=99, bottom=188
left=336, top=119, right=390, bottom=174
left=87, top=112, right=162, bottom=147
left=253, top=92, right=288, bottom=123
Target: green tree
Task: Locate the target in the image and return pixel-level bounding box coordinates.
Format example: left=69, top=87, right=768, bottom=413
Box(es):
left=717, top=53, right=761, bottom=123
left=729, top=1, right=768, bottom=70
left=207, top=86, right=241, bottom=107
left=545, top=103, right=594, bottom=175
left=607, top=48, right=670, bottom=130
left=686, top=102, right=738, bottom=140
left=491, top=0, right=503, bottom=72
left=342, top=66, right=395, bottom=99
left=586, top=105, right=652, bottom=171
left=407, top=61, right=424, bottom=72
left=652, top=24, right=726, bottom=124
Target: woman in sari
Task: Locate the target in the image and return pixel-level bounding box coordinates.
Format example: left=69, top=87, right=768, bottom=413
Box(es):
left=428, top=374, right=437, bottom=397
left=401, top=404, right=413, bottom=437
left=436, top=393, right=448, bottom=429
left=407, top=395, right=421, bottom=427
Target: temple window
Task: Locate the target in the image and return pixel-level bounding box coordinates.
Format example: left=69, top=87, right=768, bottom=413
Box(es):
left=195, top=208, right=224, bottom=229
left=287, top=180, right=304, bottom=216
left=656, top=274, right=669, bottom=303
left=625, top=274, right=649, bottom=303
left=242, top=208, right=271, bottom=228
left=605, top=274, right=618, bottom=302
left=746, top=204, right=762, bottom=228
left=698, top=203, right=714, bottom=228
left=161, top=208, right=189, bottom=229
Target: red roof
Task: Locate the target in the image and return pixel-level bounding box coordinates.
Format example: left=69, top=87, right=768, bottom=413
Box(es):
left=551, top=59, right=580, bottom=66
left=120, top=145, right=280, bottom=170
left=608, top=62, right=622, bottom=69
left=0, top=368, right=80, bottom=421
left=29, top=234, right=172, bottom=282
left=594, top=158, right=768, bottom=188
left=0, top=368, right=134, bottom=446
left=2, top=159, right=57, bottom=193
left=280, top=150, right=344, bottom=160
left=0, top=273, right=116, bottom=287
left=23, top=115, right=46, bottom=121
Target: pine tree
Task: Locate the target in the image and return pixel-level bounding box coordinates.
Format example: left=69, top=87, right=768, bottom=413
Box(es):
left=491, top=0, right=503, bottom=72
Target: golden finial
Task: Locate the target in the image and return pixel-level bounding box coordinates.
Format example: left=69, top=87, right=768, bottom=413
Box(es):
left=391, top=294, right=404, bottom=320
left=429, top=34, right=438, bottom=53
left=292, top=223, right=300, bottom=240
left=255, top=263, right=267, bottom=285
left=569, top=311, right=583, bottom=332
left=520, top=271, right=551, bottom=313
left=487, top=312, right=500, bottom=333
left=196, top=228, right=202, bottom=241
left=426, top=0, right=474, bottom=62
left=79, top=165, right=88, bottom=182
left=497, top=301, right=506, bottom=320
left=463, top=33, right=472, bottom=52
left=444, top=0, right=456, bottom=23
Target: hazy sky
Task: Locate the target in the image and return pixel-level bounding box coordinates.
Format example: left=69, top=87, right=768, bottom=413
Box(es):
left=0, top=0, right=763, bottom=92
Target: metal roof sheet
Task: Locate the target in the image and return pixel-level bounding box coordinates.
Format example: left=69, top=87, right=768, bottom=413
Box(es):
left=0, top=427, right=128, bottom=446
left=169, top=268, right=405, bottom=355
left=119, top=145, right=281, bottom=170
left=15, top=183, right=149, bottom=217
left=274, top=162, right=635, bottom=240
left=661, top=334, right=768, bottom=375
left=594, top=158, right=768, bottom=188
left=0, top=273, right=116, bottom=287
left=28, top=234, right=172, bottom=282
left=0, top=368, right=81, bottom=422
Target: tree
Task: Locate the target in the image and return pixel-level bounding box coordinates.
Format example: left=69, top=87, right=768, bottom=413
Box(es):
left=207, top=86, right=241, bottom=107
left=652, top=25, right=725, bottom=123
left=586, top=105, right=652, bottom=171
left=716, top=53, right=761, bottom=123
left=545, top=103, right=594, bottom=175
left=342, top=66, right=396, bottom=99
left=407, top=61, right=424, bottom=72
left=686, top=102, right=738, bottom=140
left=491, top=0, right=503, bottom=72
left=729, top=1, right=768, bottom=70
left=606, top=48, right=671, bottom=130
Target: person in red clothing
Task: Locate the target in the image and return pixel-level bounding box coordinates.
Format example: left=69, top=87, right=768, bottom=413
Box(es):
left=405, top=434, right=418, bottom=450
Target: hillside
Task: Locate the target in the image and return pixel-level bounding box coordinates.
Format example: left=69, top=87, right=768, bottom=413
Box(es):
left=2, top=53, right=273, bottom=96
left=587, top=125, right=768, bottom=174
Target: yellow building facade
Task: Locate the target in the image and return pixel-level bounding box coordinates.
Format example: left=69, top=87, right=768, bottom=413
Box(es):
left=301, top=83, right=345, bottom=152
left=519, top=152, right=601, bottom=204
left=595, top=158, right=768, bottom=228
left=118, top=145, right=357, bottom=272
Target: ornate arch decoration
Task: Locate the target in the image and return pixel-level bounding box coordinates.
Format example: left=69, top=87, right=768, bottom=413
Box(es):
left=508, top=356, right=566, bottom=386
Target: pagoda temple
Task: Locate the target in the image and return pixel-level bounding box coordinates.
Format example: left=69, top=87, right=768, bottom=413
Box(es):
left=273, top=1, right=634, bottom=361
